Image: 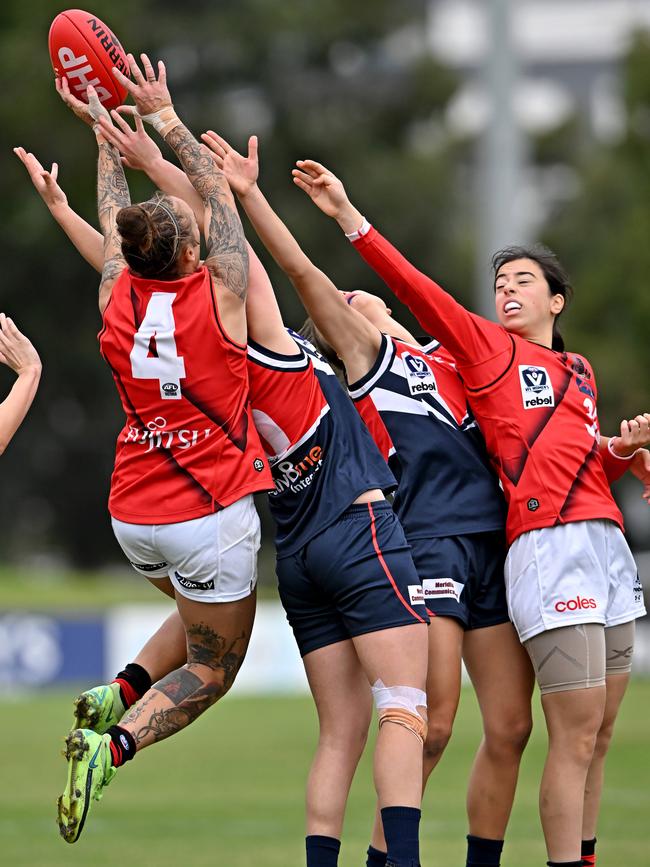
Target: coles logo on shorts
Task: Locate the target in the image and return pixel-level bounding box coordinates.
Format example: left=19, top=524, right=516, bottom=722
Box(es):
left=408, top=585, right=425, bottom=605
left=401, top=352, right=438, bottom=396
left=554, top=595, right=597, bottom=613
left=519, top=365, right=555, bottom=409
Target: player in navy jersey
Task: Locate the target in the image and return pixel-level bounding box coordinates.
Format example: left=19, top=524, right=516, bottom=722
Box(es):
left=196, top=132, right=536, bottom=867
left=0, top=315, right=41, bottom=455
left=18, top=122, right=430, bottom=867
left=292, top=158, right=650, bottom=867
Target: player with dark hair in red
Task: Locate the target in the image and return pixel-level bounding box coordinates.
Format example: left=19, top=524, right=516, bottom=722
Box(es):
left=49, top=59, right=274, bottom=844
left=0, top=315, right=41, bottom=455
left=292, top=159, right=649, bottom=867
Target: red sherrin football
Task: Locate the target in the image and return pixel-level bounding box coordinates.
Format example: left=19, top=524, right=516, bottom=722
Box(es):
left=48, top=9, right=130, bottom=110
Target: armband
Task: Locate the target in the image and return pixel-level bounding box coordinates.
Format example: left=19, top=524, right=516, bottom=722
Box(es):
left=345, top=218, right=371, bottom=243
left=608, top=438, right=638, bottom=461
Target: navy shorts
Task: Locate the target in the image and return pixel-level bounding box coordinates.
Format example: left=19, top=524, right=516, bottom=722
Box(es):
left=409, top=530, right=509, bottom=630
left=276, top=501, right=428, bottom=657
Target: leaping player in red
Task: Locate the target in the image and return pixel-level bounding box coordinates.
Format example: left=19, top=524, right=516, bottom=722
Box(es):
left=47, top=60, right=274, bottom=843
left=293, top=159, right=649, bottom=867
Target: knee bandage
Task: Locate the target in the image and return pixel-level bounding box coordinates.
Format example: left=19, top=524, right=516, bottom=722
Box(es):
left=371, top=680, right=428, bottom=744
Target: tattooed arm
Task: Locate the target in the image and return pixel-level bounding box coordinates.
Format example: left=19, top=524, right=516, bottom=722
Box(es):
left=164, top=124, right=248, bottom=299
left=55, top=78, right=129, bottom=312
left=96, top=133, right=130, bottom=313
left=110, top=53, right=248, bottom=343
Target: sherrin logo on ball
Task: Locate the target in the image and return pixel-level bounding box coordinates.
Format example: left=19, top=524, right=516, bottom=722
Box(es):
left=48, top=9, right=130, bottom=110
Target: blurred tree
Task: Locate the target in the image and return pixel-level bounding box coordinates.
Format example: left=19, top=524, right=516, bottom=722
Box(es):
left=0, top=0, right=461, bottom=567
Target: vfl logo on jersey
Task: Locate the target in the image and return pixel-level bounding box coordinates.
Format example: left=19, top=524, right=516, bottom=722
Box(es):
left=519, top=365, right=555, bottom=409
left=402, top=352, right=438, bottom=396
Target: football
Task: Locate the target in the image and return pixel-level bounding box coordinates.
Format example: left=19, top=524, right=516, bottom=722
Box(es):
left=48, top=9, right=130, bottom=110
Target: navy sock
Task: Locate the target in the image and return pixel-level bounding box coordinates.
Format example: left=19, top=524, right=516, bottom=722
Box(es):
left=581, top=837, right=596, bottom=865
left=106, top=725, right=136, bottom=767
left=367, top=844, right=388, bottom=866
left=546, top=861, right=583, bottom=866
left=466, top=834, right=504, bottom=866
left=381, top=806, right=420, bottom=866
left=305, top=835, right=340, bottom=867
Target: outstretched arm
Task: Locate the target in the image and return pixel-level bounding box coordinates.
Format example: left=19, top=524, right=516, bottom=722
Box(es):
left=293, top=160, right=513, bottom=388
left=0, top=314, right=41, bottom=455
left=245, top=243, right=297, bottom=354
left=56, top=77, right=129, bottom=311
left=111, top=54, right=249, bottom=342
left=201, top=131, right=381, bottom=383
left=14, top=148, right=104, bottom=273
left=96, top=108, right=205, bottom=229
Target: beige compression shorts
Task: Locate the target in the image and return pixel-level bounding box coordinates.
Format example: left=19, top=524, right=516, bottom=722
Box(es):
left=524, top=620, right=636, bottom=694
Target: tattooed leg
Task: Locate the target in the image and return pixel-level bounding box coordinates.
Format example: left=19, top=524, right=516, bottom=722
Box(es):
left=118, top=591, right=256, bottom=750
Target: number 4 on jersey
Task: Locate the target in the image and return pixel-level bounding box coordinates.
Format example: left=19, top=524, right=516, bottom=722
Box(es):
left=130, top=293, right=186, bottom=400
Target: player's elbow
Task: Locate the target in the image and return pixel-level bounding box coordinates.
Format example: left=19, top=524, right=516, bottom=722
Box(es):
left=285, top=256, right=314, bottom=283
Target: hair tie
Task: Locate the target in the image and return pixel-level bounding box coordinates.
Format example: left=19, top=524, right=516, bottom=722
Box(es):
left=142, top=199, right=182, bottom=272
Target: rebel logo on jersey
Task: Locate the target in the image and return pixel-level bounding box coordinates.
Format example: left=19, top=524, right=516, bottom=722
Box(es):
left=554, top=596, right=597, bottom=612
left=519, top=365, right=555, bottom=409
left=401, top=352, right=438, bottom=396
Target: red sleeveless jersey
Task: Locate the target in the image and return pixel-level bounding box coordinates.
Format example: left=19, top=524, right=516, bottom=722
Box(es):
left=353, top=227, right=624, bottom=545
left=99, top=265, right=272, bottom=524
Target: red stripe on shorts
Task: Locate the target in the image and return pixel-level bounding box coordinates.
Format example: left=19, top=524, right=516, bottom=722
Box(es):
left=367, top=502, right=427, bottom=624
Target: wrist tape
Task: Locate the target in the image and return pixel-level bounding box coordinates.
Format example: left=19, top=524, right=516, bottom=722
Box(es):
left=138, top=105, right=181, bottom=137
left=345, top=217, right=371, bottom=242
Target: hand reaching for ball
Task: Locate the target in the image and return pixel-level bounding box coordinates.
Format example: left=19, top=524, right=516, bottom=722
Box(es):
left=111, top=53, right=172, bottom=118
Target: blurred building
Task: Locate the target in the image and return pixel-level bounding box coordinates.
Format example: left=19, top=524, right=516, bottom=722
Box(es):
left=429, top=0, right=650, bottom=143
left=425, top=0, right=650, bottom=248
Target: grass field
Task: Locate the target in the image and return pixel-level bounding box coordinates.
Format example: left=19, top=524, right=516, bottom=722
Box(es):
left=1, top=680, right=648, bottom=866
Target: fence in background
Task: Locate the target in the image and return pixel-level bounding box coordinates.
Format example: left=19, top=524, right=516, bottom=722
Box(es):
left=1, top=602, right=649, bottom=692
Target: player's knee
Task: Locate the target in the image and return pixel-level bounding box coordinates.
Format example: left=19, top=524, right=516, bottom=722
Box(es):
left=484, top=712, right=532, bottom=759
left=423, top=716, right=453, bottom=759
left=593, top=717, right=616, bottom=759
left=372, top=680, right=428, bottom=744
left=187, top=642, right=245, bottom=697
left=319, top=714, right=370, bottom=756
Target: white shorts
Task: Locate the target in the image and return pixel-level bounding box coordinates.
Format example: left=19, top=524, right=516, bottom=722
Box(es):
left=504, top=520, right=646, bottom=642
left=111, top=495, right=261, bottom=603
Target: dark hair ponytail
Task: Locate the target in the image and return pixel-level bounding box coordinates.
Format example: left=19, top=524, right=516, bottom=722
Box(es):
left=492, top=244, right=573, bottom=351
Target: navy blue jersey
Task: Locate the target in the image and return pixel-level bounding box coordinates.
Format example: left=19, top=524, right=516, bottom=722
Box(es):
left=349, top=333, right=505, bottom=540
left=247, top=330, right=396, bottom=555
